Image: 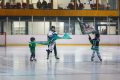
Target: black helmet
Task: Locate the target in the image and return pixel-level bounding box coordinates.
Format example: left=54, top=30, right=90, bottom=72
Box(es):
left=30, top=37, right=35, bottom=42
left=95, top=34, right=100, bottom=38
left=51, top=26, right=55, bottom=29
left=51, top=26, right=55, bottom=31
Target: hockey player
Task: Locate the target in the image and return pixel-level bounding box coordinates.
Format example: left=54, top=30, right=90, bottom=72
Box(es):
left=88, top=34, right=102, bottom=62
left=46, top=26, right=59, bottom=59
left=29, top=37, right=37, bottom=61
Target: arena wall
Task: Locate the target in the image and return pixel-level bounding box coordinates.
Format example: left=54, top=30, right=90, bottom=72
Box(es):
left=4, top=35, right=120, bottom=46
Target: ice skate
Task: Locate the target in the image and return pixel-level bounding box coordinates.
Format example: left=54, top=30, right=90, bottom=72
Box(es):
left=33, top=58, right=37, bottom=61
left=30, top=58, right=33, bottom=61
left=47, top=56, right=49, bottom=59
left=91, top=57, right=94, bottom=61
left=99, top=58, right=102, bottom=62
left=55, top=56, right=59, bottom=59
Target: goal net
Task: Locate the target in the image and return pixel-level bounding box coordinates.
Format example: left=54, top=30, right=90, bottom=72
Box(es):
left=0, top=32, right=6, bottom=47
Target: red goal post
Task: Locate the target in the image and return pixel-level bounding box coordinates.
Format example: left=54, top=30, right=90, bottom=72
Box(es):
left=0, top=32, right=6, bottom=47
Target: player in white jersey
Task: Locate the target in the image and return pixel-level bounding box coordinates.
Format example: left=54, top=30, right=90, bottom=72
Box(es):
left=46, top=26, right=59, bottom=59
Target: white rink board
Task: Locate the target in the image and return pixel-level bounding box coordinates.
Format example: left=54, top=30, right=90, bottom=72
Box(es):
left=5, top=35, right=120, bottom=44
left=0, top=35, right=5, bottom=45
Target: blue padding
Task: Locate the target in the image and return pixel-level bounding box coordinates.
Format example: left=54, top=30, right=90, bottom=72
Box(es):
left=84, top=3, right=86, bottom=4
left=119, top=10, right=120, bottom=16
left=52, top=34, right=56, bottom=38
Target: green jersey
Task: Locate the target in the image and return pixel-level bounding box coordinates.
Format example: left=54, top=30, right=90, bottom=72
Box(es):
left=89, top=37, right=100, bottom=51
left=29, top=43, right=36, bottom=52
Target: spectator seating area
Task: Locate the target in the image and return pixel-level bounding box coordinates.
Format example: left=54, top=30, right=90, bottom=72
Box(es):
left=5, top=2, right=27, bottom=9
left=29, top=3, right=51, bottom=9
left=1, top=2, right=106, bottom=10
left=68, top=3, right=74, bottom=9
left=90, top=3, right=104, bottom=10
left=48, top=3, right=51, bottom=9
left=98, top=3, right=105, bottom=10
left=76, top=3, right=97, bottom=10
left=28, top=3, right=102, bottom=10
left=76, top=3, right=84, bottom=9
left=90, top=4, right=97, bottom=10
left=29, top=4, right=34, bottom=9
left=76, top=3, right=104, bottom=10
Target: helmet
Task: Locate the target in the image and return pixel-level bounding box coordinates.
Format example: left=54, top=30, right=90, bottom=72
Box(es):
left=51, top=26, right=55, bottom=29
left=95, top=34, right=100, bottom=38
left=30, top=37, right=35, bottom=42
left=51, top=26, right=55, bottom=31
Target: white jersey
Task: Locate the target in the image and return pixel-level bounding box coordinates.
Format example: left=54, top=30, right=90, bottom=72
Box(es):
left=47, top=30, right=57, bottom=41
left=48, top=31, right=57, bottom=35
left=47, top=30, right=57, bottom=47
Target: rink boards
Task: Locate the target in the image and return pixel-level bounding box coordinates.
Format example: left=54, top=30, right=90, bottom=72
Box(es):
left=0, top=35, right=120, bottom=46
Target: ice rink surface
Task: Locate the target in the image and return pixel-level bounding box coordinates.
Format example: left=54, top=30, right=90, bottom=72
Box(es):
left=0, top=46, right=120, bottom=80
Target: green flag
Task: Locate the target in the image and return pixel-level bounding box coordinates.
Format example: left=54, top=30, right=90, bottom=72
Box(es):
left=29, top=33, right=72, bottom=45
